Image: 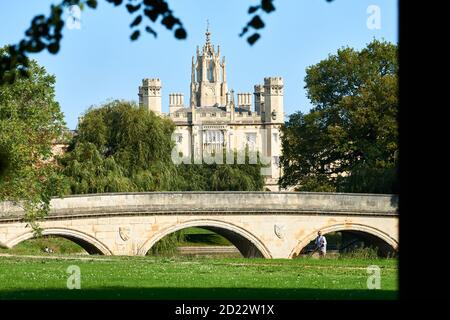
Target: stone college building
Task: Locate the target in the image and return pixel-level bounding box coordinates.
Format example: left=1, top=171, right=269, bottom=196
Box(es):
left=138, top=27, right=284, bottom=191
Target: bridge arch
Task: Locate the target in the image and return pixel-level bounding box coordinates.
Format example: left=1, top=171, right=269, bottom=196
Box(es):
left=5, top=228, right=113, bottom=255
left=289, top=223, right=398, bottom=259
left=138, top=219, right=272, bottom=258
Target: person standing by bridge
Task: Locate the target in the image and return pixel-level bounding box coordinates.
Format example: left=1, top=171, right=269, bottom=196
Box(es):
left=315, top=231, right=327, bottom=257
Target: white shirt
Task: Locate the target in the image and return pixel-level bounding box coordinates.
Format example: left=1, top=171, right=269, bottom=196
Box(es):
left=315, top=235, right=327, bottom=252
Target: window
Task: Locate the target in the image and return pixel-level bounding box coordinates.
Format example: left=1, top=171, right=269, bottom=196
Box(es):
left=176, top=134, right=183, bottom=144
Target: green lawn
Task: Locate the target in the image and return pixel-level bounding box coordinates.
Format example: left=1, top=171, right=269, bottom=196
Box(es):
left=0, top=255, right=398, bottom=300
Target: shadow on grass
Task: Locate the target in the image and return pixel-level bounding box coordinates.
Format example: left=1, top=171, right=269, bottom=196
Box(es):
left=0, top=287, right=397, bottom=300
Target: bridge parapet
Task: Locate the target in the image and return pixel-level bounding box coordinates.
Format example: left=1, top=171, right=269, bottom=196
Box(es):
left=0, top=192, right=398, bottom=221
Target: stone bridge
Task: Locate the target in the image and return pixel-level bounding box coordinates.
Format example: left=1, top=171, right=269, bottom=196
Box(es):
left=0, top=192, right=399, bottom=258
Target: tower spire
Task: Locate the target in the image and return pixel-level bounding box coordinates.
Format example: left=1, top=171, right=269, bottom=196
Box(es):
left=205, top=20, right=211, bottom=47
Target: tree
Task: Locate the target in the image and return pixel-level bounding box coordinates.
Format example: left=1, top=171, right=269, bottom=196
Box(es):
left=58, top=142, right=135, bottom=194
left=0, top=48, right=67, bottom=228
left=279, top=39, right=398, bottom=194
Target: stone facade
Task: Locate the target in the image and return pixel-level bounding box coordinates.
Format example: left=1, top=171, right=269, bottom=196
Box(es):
left=138, top=26, right=284, bottom=190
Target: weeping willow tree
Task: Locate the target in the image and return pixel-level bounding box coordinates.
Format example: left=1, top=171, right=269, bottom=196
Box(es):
left=59, top=100, right=178, bottom=194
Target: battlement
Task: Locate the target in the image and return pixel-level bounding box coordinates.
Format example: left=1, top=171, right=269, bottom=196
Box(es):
left=254, top=85, right=264, bottom=93
left=142, top=78, right=162, bottom=87
left=264, top=77, right=283, bottom=86
left=171, top=111, right=189, bottom=119
left=235, top=110, right=261, bottom=119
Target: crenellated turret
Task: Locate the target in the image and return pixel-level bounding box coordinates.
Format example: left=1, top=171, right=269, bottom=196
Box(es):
left=263, top=77, right=284, bottom=123
left=138, top=78, right=162, bottom=115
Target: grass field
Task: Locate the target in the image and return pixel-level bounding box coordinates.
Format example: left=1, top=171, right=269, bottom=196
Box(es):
left=0, top=255, right=398, bottom=300
left=0, top=232, right=398, bottom=300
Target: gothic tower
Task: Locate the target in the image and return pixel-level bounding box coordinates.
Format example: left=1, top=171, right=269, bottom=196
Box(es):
left=190, top=23, right=228, bottom=107
left=263, top=77, right=284, bottom=180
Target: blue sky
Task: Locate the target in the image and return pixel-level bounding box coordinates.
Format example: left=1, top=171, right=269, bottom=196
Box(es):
left=0, top=0, right=398, bottom=129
